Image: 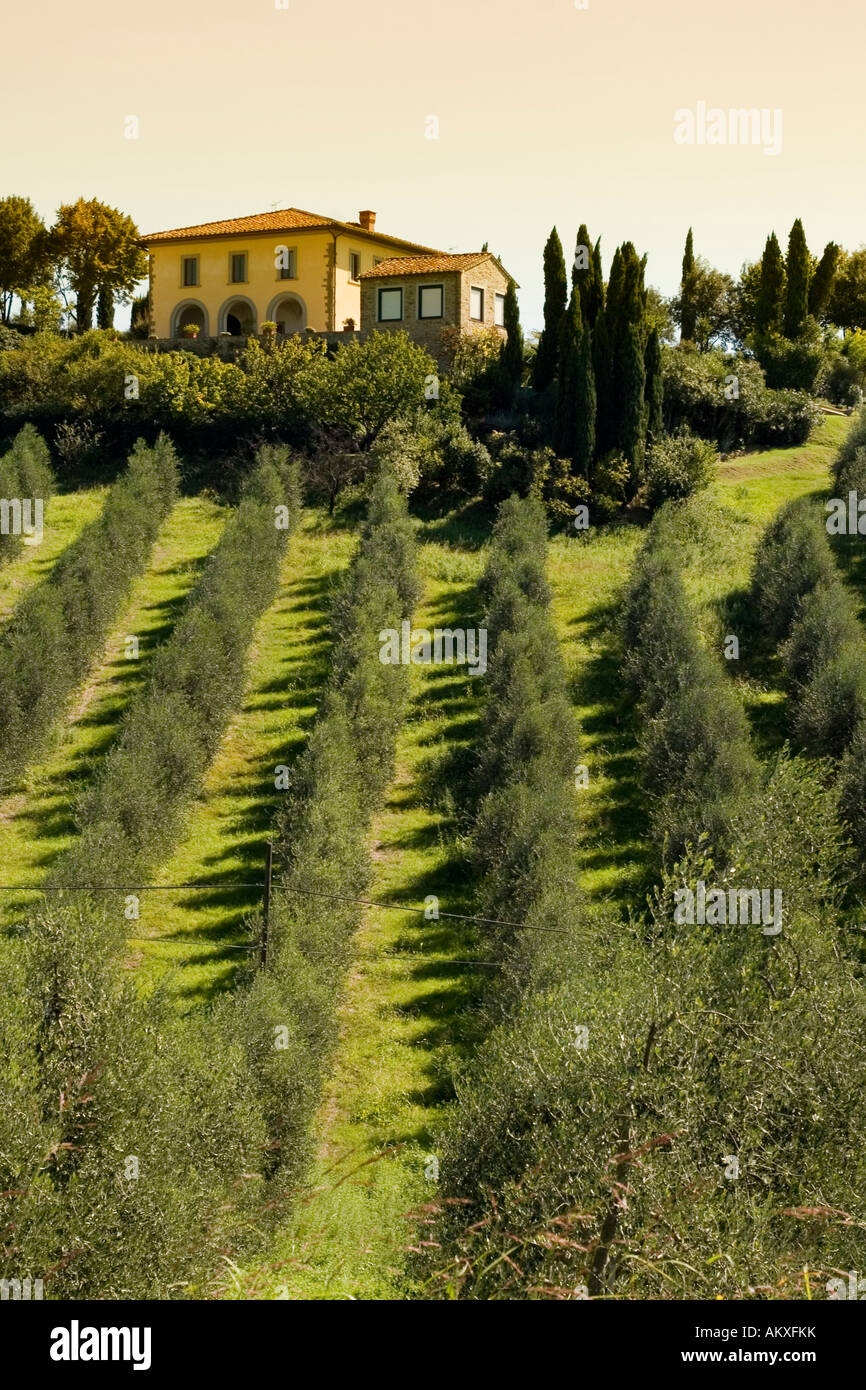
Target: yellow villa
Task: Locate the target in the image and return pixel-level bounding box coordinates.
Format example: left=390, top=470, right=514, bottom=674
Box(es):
left=140, top=206, right=443, bottom=340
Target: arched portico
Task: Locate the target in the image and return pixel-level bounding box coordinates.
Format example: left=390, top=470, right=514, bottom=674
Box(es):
left=171, top=299, right=210, bottom=336
left=266, top=292, right=307, bottom=336
left=218, top=295, right=257, bottom=336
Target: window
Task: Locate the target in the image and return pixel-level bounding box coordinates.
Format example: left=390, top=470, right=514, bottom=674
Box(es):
left=278, top=249, right=297, bottom=280
left=349, top=251, right=361, bottom=282
left=230, top=253, right=247, bottom=283
left=378, top=287, right=403, bottom=321
left=494, top=292, right=506, bottom=327
left=470, top=286, right=484, bottom=321
left=418, top=284, right=444, bottom=319
left=181, top=256, right=199, bottom=287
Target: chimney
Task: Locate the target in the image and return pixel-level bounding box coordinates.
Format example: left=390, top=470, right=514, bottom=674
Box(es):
left=359, top=209, right=376, bottom=232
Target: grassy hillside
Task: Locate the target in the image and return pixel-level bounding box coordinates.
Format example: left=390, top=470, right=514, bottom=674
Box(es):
left=0, top=413, right=854, bottom=1300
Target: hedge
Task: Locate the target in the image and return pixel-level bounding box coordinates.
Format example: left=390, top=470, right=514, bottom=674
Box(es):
left=0, top=433, right=178, bottom=787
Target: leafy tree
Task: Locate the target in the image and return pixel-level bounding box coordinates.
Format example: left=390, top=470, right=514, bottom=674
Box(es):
left=672, top=257, right=735, bottom=350
left=0, top=196, right=48, bottom=323
left=808, top=241, right=840, bottom=321
left=680, top=227, right=697, bottom=342
left=18, top=281, right=64, bottom=332
left=499, top=280, right=523, bottom=395
left=313, top=330, right=435, bottom=447
left=829, top=248, right=866, bottom=331
left=50, top=198, right=146, bottom=332
left=755, top=232, right=786, bottom=334
left=783, top=218, right=811, bottom=339
left=644, top=286, right=676, bottom=343
left=734, top=259, right=762, bottom=340
left=532, top=228, right=567, bottom=390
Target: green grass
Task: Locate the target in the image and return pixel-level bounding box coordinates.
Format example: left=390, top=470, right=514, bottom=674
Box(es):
left=132, top=510, right=358, bottom=1008
left=0, top=486, right=106, bottom=625
left=222, top=519, right=489, bottom=1300
left=0, top=496, right=227, bottom=936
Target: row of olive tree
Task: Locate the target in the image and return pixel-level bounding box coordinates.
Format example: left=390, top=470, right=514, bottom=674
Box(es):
left=0, top=423, right=55, bottom=566
left=423, top=496, right=866, bottom=1299
left=0, top=446, right=300, bottom=1296
left=0, top=431, right=177, bottom=786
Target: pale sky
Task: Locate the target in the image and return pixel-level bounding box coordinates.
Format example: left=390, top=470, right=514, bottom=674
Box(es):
left=2, top=0, right=864, bottom=330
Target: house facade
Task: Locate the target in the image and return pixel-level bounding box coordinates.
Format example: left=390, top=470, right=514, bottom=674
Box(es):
left=140, top=207, right=441, bottom=339
left=358, top=252, right=516, bottom=362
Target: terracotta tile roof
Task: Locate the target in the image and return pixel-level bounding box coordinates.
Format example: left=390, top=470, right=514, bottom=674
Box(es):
left=360, top=251, right=518, bottom=286
left=359, top=252, right=491, bottom=278
left=140, top=207, right=441, bottom=253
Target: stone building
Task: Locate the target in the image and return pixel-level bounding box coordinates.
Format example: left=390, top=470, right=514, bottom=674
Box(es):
left=358, top=252, right=516, bottom=364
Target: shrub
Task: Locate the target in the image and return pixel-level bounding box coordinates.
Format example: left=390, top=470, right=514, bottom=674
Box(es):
left=661, top=344, right=819, bottom=451
left=623, top=509, right=758, bottom=863
left=0, top=424, right=55, bottom=566
left=644, top=427, right=717, bottom=508
left=750, top=497, right=836, bottom=642
left=833, top=403, right=866, bottom=492
left=752, top=328, right=825, bottom=393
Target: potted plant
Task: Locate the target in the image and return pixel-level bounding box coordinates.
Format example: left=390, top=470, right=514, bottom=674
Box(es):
left=181, top=323, right=200, bottom=339
left=342, top=316, right=356, bottom=332
left=261, top=320, right=277, bottom=342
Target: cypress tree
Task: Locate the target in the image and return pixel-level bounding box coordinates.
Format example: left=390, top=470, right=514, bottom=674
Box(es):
left=783, top=218, right=811, bottom=339
left=755, top=232, right=786, bottom=334
left=809, top=241, right=840, bottom=320
left=680, top=228, right=697, bottom=342
left=574, top=321, right=596, bottom=478
left=605, top=246, right=626, bottom=354
left=618, top=322, right=647, bottom=474
left=592, top=308, right=612, bottom=459
left=553, top=288, right=582, bottom=460
left=589, top=238, right=604, bottom=325
left=533, top=227, right=568, bottom=391
left=573, top=224, right=603, bottom=326
left=644, top=328, right=663, bottom=441
left=96, top=285, right=114, bottom=329
left=500, top=280, right=523, bottom=394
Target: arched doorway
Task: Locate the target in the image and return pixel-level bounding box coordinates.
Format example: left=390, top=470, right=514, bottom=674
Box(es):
left=171, top=300, right=209, bottom=337
left=219, top=296, right=257, bottom=336
left=266, top=293, right=307, bottom=337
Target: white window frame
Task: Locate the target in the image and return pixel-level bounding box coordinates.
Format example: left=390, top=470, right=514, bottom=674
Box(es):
left=378, top=286, right=403, bottom=321
left=470, top=286, right=484, bottom=321
left=418, top=283, right=444, bottom=320
left=349, top=251, right=362, bottom=283
left=494, top=292, right=506, bottom=327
